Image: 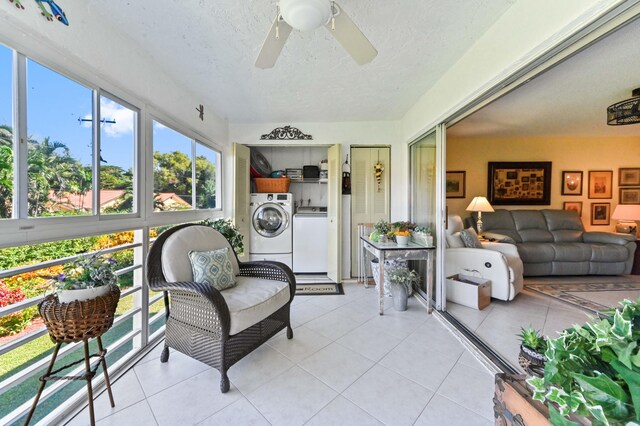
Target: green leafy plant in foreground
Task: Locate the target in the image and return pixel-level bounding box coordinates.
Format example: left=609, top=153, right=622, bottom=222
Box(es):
left=387, top=267, right=420, bottom=296
left=199, top=218, right=244, bottom=255
left=527, top=297, right=640, bottom=425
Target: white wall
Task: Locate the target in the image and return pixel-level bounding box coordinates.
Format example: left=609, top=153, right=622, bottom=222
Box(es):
left=401, top=0, right=624, bottom=143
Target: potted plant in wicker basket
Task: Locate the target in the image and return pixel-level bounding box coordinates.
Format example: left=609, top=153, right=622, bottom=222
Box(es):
left=517, top=327, right=547, bottom=377
left=55, top=252, right=118, bottom=303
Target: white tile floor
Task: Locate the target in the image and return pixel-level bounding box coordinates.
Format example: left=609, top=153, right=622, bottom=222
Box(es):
left=66, top=282, right=495, bottom=426
left=447, top=276, right=640, bottom=369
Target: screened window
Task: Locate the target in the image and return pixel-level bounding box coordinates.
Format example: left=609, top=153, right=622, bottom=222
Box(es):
left=152, top=121, right=193, bottom=211
left=99, top=95, right=136, bottom=214
left=0, top=44, right=13, bottom=219
left=195, top=142, right=219, bottom=209
left=27, top=60, right=93, bottom=217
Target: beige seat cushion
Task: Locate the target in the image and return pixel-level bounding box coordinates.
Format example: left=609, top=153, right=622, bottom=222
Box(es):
left=223, top=276, right=290, bottom=335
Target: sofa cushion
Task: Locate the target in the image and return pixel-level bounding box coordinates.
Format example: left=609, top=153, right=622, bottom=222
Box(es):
left=223, top=276, right=290, bottom=335
left=162, top=225, right=240, bottom=282
left=189, top=248, right=237, bottom=291
left=542, top=210, right=584, bottom=232
left=590, top=244, right=630, bottom=262
left=516, top=243, right=556, bottom=263
left=460, top=228, right=483, bottom=248
left=512, top=211, right=553, bottom=242
left=479, top=210, right=522, bottom=243
left=551, top=243, right=592, bottom=262
left=446, top=232, right=465, bottom=248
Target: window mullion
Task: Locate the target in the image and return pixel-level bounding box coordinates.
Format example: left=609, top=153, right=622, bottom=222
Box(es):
left=14, top=52, right=27, bottom=220
left=93, top=89, right=100, bottom=216
left=191, top=139, right=196, bottom=210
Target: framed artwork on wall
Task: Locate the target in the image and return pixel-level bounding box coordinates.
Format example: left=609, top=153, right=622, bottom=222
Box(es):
left=590, top=202, right=610, bottom=226
left=619, top=168, right=640, bottom=186
left=487, top=161, right=552, bottom=205
left=588, top=170, right=613, bottom=199
left=619, top=188, right=640, bottom=204
left=446, top=171, right=466, bottom=198
left=563, top=201, right=583, bottom=217
left=561, top=171, right=582, bottom=195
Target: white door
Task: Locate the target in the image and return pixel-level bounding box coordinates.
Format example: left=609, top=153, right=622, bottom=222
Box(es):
left=327, top=144, right=342, bottom=283
left=350, top=147, right=390, bottom=275
left=233, top=143, right=250, bottom=262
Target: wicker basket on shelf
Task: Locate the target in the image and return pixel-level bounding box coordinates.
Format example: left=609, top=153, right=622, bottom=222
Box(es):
left=38, top=285, right=121, bottom=343
left=254, top=177, right=291, bottom=193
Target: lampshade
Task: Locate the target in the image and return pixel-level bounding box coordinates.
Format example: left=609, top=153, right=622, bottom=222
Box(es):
left=612, top=204, right=640, bottom=221
left=466, top=196, right=495, bottom=213
left=607, top=88, right=640, bottom=126
left=280, top=0, right=332, bottom=31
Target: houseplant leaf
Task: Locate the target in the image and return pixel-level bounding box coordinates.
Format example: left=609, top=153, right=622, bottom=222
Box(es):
left=548, top=404, right=580, bottom=426
left=572, top=372, right=629, bottom=420
left=610, top=359, right=640, bottom=421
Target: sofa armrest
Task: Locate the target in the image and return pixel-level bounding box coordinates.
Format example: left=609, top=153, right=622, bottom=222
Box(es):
left=445, top=247, right=515, bottom=300
left=583, top=232, right=636, bottom=245
left=481, top=241, right=520, bottom=257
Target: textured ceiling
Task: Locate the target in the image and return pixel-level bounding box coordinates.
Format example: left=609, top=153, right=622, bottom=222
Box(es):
left=449, top=19, right=640, bottom=137
left=88, top=0, right=515, bottom=123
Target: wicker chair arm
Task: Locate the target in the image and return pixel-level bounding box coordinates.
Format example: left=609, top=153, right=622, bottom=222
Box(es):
left=238, top=261, right=296, bottom=301
left=148, top=278, right=231, bottom=336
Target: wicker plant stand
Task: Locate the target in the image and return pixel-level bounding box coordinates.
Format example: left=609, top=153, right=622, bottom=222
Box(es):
left=24, top=285, right=120, bottom=426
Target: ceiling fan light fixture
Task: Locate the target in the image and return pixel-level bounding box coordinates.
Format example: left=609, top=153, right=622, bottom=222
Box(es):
left=280, top=0, right=331, bottom=32
left=607, top=88, right=640, bottom=125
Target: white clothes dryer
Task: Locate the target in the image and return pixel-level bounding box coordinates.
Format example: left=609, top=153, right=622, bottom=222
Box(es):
left=249, top=193, right=293, bottom=268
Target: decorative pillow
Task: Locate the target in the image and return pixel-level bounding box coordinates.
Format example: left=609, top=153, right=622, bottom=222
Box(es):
left=188, top=247, right=236, bottom=291
left=460, top=227, right=483, bottom=249
left=445, top=231, right=465, bottom=248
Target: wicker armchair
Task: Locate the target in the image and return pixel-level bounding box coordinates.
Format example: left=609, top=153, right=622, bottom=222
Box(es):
left=147, top=224, right=295, bottom=393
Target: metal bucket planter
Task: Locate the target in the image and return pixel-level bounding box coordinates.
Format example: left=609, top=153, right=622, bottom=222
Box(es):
left=390, top=284, right=409, bottom=311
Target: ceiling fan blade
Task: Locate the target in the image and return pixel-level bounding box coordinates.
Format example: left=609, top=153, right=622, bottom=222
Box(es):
left=255, top=17, right=293, bottom=69
left=326, top=3, right=377, bottom=65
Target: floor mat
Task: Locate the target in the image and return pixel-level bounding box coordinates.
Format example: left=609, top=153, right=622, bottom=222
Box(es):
left=524, top=276, right=640, bottom=314
left=295, top=283, right=344, bottom=296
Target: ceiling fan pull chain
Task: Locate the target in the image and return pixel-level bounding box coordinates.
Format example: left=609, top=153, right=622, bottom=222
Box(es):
left=276, top=5, right=280, bottom=39
left=331, top=1, right=336, bottom=30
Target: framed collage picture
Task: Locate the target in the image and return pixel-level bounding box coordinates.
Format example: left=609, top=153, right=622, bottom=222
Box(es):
left=487, top=162, right=551, bottom=205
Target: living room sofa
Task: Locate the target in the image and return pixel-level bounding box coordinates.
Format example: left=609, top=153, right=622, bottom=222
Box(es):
left=472, top=209, right=636, bottom=276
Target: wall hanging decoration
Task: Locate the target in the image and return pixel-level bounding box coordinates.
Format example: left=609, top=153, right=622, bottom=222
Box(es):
left=588, top=170, right=613, bottom=199
left=35, top=0, right=69, bottom=25
left=446, top=171, right=466, bottom=198
left=374, top=151, right=384, bottom=192
left=607, top=88, right=640, bottom=125
left=260, top=125, right=312, bottom=140
left=196, top=104, right=204, bottom=121
left=488, top=161, right=552, bottom=205
left=342, top=154, right=351, bottom=195
left=590, top=202, right=611, bottom=226
left=561, top=170, right=582, bottom=195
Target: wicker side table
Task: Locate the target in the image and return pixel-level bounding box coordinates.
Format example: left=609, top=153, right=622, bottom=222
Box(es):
left=24, top=286, right=120, bottom=426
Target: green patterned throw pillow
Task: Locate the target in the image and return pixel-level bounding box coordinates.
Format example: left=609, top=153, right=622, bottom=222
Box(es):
left=188, top=248, right=236, bottom=291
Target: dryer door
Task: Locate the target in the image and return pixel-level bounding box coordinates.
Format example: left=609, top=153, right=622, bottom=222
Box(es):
left=252, top=203, right=289, bottom=238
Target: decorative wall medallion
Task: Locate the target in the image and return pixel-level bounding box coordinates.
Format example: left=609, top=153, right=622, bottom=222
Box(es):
left=260, top=126, right=313, bottom=140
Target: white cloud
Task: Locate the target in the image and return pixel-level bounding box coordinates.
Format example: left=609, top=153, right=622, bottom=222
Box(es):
left=80, top=99, right=135, bottom=137
left=153, top=121, right=167, bottom=131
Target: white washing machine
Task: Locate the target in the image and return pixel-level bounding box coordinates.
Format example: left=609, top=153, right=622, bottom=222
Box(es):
left=249, top=193, right=293, bottom=268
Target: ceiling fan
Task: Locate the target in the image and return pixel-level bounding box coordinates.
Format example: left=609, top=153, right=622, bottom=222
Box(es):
left=255, top=0, right=378, bottom=69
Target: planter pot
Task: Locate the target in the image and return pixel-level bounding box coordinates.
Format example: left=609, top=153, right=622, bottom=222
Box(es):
left=57, top=285, right=111, bottom=304
left=518, top=345, right=546, bottom=377
left=390, top=284, right=408, bottom=311
left=396, top=235, right=410, bottom=246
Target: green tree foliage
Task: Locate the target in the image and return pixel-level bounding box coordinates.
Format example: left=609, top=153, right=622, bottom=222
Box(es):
left=153, top=150, right=193, bottom=205
left=101, top=165, right=132, bottom=190
left=0, top=125, right=14, bottom=218
left=195, top=155, right=216, bottom=209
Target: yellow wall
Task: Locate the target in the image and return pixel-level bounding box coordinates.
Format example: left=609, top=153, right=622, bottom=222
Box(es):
left=446, top=136, right=640, bottom=232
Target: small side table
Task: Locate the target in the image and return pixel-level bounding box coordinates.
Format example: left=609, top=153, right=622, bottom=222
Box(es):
left=632, top=240, right=640, bottom=275
left=25, top=286, right=120, bottom=426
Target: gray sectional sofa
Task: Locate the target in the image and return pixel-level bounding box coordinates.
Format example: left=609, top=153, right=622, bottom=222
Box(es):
left=472, top=209, right=636, bottom=276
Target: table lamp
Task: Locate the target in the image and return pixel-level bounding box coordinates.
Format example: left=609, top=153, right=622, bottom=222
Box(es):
left=466, top=196, right=495, bottom=233
left=612, top=204, right=640, bottom=235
